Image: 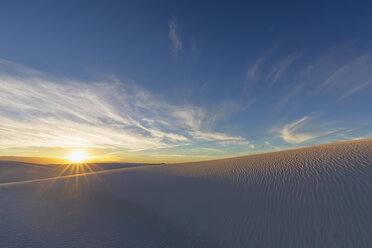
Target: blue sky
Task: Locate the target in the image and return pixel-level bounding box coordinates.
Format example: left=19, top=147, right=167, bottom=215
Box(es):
left=0, top=1, right=371, bottom=162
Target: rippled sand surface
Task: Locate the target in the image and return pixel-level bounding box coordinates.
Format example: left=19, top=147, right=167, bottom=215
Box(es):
left=1, top=139, right=371, bottom=247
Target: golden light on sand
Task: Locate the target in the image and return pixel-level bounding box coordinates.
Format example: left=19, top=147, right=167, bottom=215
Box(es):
left=68, top=150, right=88, bottom=163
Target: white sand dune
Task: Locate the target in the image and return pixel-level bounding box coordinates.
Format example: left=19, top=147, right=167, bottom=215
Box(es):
left=0, top=139, right=371, bottom=247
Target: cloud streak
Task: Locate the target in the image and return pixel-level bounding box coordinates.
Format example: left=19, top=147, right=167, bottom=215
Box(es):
left=340, top=78, right=372, bottom=99
left=246, top=52, right=270, bottom=81
left=307, top=51, right=372, bottom=99
left=277, top=116, right=335, bottom=144
left=267, top=52, right=302, bottom=86
left=0, top=60, right=246, bottom=152
left=168, top=18, right=182, bottom=56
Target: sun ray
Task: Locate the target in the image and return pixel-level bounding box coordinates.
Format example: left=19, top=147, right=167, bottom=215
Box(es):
left=36, top=150, right=104, bottom=196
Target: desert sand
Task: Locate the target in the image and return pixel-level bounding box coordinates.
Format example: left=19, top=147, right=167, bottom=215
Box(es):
left=0, top=139, right=371, bottom=247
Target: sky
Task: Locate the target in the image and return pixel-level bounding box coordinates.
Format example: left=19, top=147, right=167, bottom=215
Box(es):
left=0, top=1, right=372, bottom=163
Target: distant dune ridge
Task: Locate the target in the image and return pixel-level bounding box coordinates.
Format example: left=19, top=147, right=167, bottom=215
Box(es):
left=0, top=162, right=160, bottom=184
left=0, top=139, right=371, bottom=247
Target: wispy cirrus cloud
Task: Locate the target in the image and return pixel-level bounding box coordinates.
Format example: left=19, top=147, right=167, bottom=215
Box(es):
left=266, top=52, right=302, bottom=86
left=272, top=84, right=304, bottom=113
left=189, top=130, right=245, bottom=143
left=244, top=50, right=302, bottom=93
left=306, top=50, right=372, bottom=99
left=244, top=47, right=371, bottom=151
left=246, top=51, right=272, bottom=82
left=0, top=59, right=246, bottom=152
left=317, top=54, right=369, bottom=90
left=248, top=48, right=371, bottom=100
left=168, top=18, right=182, bottom=56
left=276, top=116, right=336, bottom=144
left=340, top=78, right=372, bottom=99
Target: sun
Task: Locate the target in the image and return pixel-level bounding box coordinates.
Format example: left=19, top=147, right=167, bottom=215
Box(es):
left=68, top=150, right=88, bottom=163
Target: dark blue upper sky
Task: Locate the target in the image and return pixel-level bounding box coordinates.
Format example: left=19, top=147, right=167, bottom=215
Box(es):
left=0, top=1, right=371, bottom=162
